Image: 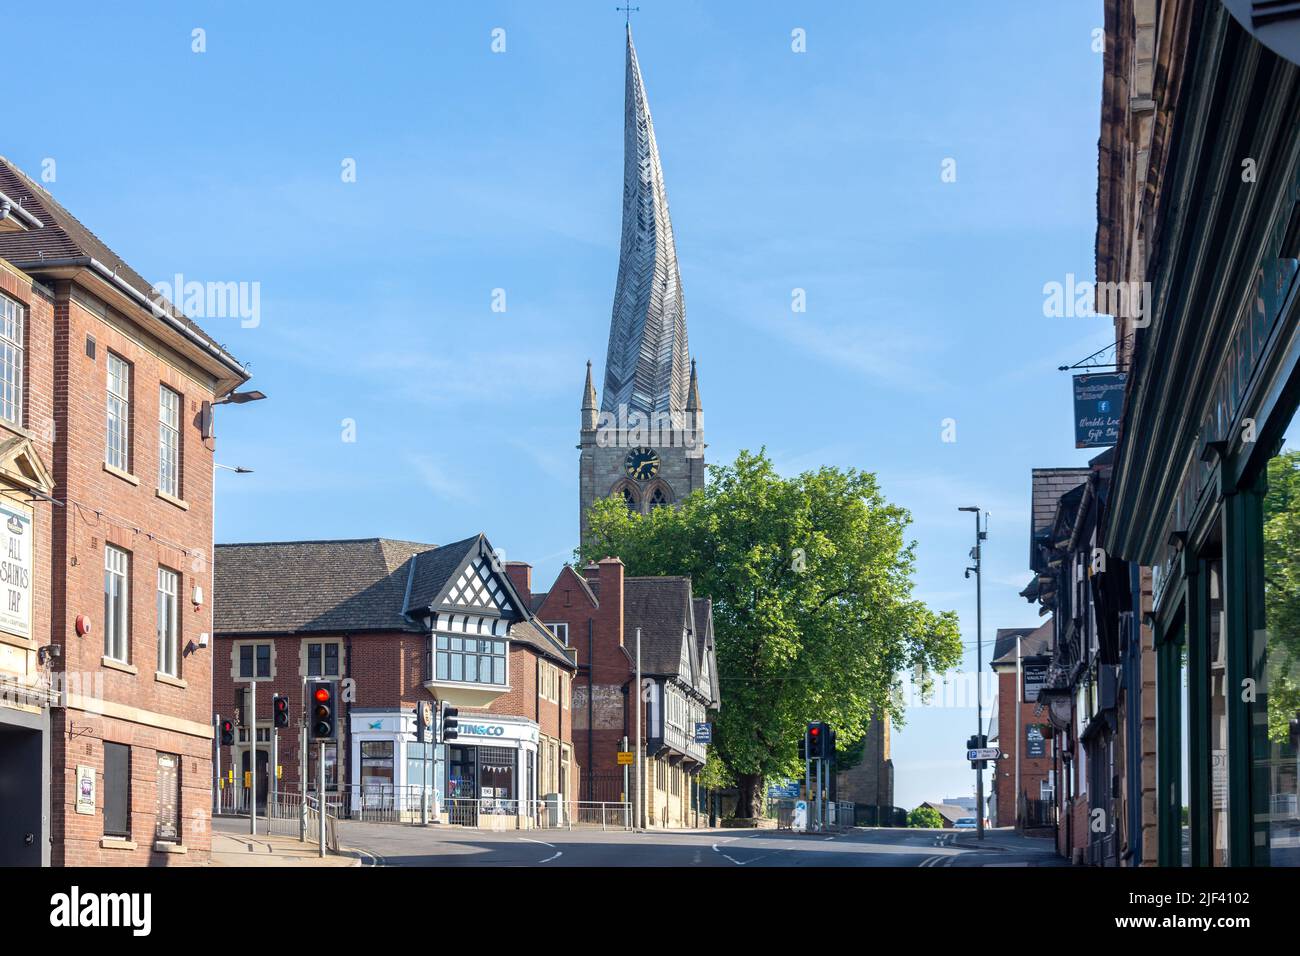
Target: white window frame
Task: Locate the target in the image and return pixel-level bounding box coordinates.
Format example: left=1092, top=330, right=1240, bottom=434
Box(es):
left=106, top=352, right=131, bottom=472
left=158, top=384, right=181, bottom=497
left=433, top=635, right=508, bottom=686
left=156, top=566, right=179, bottom=676
left=104, top=545, right=130, bottom=661
left=0, top=294, right=23, bottom=425
left=546, top=622, right=568, bottom=644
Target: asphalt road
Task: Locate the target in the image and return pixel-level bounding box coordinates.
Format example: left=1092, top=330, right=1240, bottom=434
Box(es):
left=333, top=822, right=1068, bottom=867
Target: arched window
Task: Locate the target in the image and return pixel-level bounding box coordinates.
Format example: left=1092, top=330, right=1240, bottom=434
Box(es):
left=649, top=486, right=670, bottom=509
left=622, top=486, right=638, bottom=512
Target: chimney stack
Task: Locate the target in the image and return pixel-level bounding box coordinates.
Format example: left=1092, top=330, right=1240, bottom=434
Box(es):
left=505, top=561, right=533, bottom=608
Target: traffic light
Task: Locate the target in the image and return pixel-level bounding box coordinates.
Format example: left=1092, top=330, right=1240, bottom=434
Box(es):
left=219, top=716, right=235, bottom=747
left=441, top=703, right=459, bottom=743
left=308, top=681, right=336, bottom=740
left=807, top=721, right=824, bottom=760
left=272, top=693, right=290, bottom=729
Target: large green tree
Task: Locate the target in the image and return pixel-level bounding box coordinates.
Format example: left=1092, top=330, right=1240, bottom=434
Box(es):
left=1264, top=449, right=1300, bottom=742
left=581, top=449, right=962, bottom=816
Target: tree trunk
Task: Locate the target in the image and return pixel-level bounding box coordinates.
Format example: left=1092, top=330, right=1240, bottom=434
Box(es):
left=735, top=773, right=764, bottom=818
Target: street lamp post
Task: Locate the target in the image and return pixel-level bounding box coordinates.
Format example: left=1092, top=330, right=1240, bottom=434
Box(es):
left=209, top=389, right=264, bottom=832
left=959, top=506, right=988, bottom=842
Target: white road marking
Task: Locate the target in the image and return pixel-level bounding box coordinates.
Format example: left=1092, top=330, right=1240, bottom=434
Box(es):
left=519, top=836, right=560, bottom=863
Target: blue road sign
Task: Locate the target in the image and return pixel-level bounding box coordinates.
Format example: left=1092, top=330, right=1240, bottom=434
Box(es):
left=695, top=722, right=713, bottom=744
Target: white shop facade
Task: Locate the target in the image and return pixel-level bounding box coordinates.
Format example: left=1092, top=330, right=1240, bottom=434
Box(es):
left=347, top=708, right=541, bottom=826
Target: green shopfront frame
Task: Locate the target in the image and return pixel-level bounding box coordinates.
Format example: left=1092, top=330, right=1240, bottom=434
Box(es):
left=1104, top=3, right=1300, bottom=868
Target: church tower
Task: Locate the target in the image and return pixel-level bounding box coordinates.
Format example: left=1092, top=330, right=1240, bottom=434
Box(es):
left=580, top=25, right=705, bottom=544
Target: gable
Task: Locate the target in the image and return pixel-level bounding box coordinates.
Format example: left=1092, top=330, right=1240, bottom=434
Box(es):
left=0, top=436, right=53, bottom=496
left=678, top=631, right=693, bottom=681
left=444, top=553, right=515, bottom=615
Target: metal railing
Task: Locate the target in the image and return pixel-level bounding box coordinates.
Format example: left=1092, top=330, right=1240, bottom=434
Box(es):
left=439, top=797, right=631, bottom=830
left=305, top=795, right=339, bottom=853
left=764, top=796, right=855, bottom=829
left=216, top=782, right=631, bottom=831
left=212, top=788, right=339, bottom=854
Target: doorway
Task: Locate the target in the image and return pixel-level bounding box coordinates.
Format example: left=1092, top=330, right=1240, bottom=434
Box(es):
left=0, top=721, right=45, bottom=866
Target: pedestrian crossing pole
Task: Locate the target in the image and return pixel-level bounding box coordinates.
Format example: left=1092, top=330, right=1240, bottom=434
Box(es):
left=248, top=677, right=257, bottom=836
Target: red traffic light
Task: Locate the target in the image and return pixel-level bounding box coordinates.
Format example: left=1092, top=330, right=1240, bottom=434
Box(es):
left=314, top=686, right=331, bottom=703
left=221, top=720, right=233, bottom=732
left=809, top=726, right=820, bottom=737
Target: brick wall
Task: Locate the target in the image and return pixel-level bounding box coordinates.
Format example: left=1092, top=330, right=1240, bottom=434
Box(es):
left=991, top=668, right=1053, bottom=827
left=214, top=627, right=578, bottom=797
left=39, top=279, right=226, bottom=866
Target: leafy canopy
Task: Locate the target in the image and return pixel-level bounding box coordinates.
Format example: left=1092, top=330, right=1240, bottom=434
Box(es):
left=907, top=805, right=945, bottom=829
left=1264, top=449, right=1300, bottom=742
left=581, top=449, right=962, bottom=786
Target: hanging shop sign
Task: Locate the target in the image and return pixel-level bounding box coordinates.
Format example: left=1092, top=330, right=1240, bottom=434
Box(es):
left=1224, top=1, right=1300, bottom=68
left=0, top=502, right=32, bottom=639
left=1026, top=724, right=1047, bottom=759
left=1022, top=660, right=1050, bottom=702
left=1072, top=373, right=1126, bottom=448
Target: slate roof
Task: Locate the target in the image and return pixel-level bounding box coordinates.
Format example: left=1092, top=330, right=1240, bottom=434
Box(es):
left=402, top=535, right=482, bottom=613
left=624, top=576, right=694, bottom=675
left=215, top=534, right=575, bottom=666
left=991, top=621, right=1053, bottom=666
left=215, top=538, right=435, bottom=634
left=1029, top=467, right=1089, bottom=566
left=0, top=157, right=243, bottom=376
left=990, top=626, right=1039, bottom=666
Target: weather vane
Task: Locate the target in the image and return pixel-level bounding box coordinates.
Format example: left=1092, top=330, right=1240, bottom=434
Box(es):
left=616, top=4, right=640, bottom=26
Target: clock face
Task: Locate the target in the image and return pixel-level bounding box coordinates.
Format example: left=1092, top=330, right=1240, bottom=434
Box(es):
left=624, top=446, right=661, bottom=481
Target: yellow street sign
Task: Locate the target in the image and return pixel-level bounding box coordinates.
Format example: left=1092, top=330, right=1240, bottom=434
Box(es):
left=617, top=751, right=634, bottom=766
left=244, top=771, right=252, bottom=788
left=276, top=765, right=283, bottom=779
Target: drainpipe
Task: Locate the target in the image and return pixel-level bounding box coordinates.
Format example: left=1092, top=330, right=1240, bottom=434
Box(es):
left=587, top=618, right=594, bottom=800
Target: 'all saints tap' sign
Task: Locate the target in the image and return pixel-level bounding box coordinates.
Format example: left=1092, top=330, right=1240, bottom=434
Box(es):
left=1072, top=373, right=1126, bottom=448
left=0, top=503, right=31, bottom=639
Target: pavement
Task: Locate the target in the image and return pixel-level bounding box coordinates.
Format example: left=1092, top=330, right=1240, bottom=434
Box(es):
left=210, top=816, right=363, bottom=867
left=330, top=821, right=1069, bottom=867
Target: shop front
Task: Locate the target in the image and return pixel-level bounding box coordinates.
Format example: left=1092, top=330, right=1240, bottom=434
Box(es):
left=348, top=708, right=540, bottom=827
left=1103, top=4, right=1300, bottom=867
left=443, top=715, right=540, bottom=828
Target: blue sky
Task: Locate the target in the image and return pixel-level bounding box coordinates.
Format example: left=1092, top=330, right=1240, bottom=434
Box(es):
left=7, top=0, right=1108, bottom=809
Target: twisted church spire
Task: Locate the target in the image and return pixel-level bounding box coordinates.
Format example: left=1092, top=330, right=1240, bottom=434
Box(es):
left=601, top=25, right=691, bottom=422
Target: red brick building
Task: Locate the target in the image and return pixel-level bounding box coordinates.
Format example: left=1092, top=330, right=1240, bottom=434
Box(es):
left=988, top=623, right=1054, bottom=829
left=534, top=557, right=719, bottom=828
left=213, top=534, right=578, bottom=825
left=0, top=157, right=252, bottom=865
